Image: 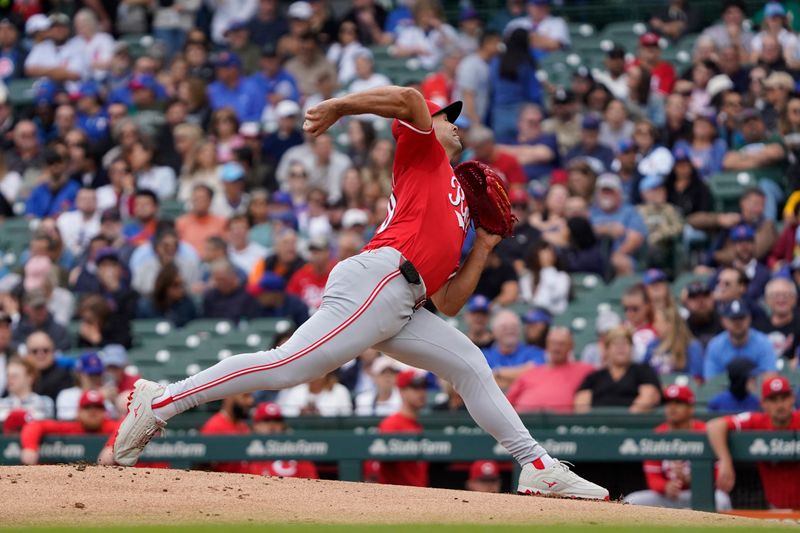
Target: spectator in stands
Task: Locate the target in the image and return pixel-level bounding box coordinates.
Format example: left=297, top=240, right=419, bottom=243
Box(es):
left=716, top=224, right=771, bottom=302
left=507, top=327, right=593, bottom=414
left=19, top=390, right=116, bottom=465
left=354, top=356, right=402, bottom=417
left=659, top=94, right=692, bottom=151
left=521, top=241, right=570, bottom=316
left=632, top=33, right=675, bottom=97
left=599, top=99, right=634, bottom=153
left=279, top=371, right=352, bottom=417
left=133, top=227, right=200, bottom=297
left=754, top=277, right=799, bottom=362
left=638, top=174, right=684, bottom=267
left=722, top=111, right=787, bottom=221
left=504, top=0, right=569, bottom=57
left=25, top=147, right=79, bottom=219
left=707, top=375, right=800, bottom=509
left=574, top=326, right=662, bottom=413
left=277, top=134, right=351, bottom=203
left=665, top=148, right=714, bottom=223
left=561, top=215, right=606, bottom=277
left=644, top=305, right=704, bottom=380
left=708, top=357, right=761, bottom=413
left=346, top=49, right=391, bottom=101
left=620, top=284, right=657, bottom=363
left=482, top=309, right=545, bottom=390
left=139, top=262, right=197, bottom=327
left=564, top=116, right=615, bottom=173
left=247, top=402, right=319, bottom=479
left=543, top=89, right=581, bottom=156
left=87, top=248, right=138, bottom=330
left=467, top=126, right=527, bottom=188
left=649, top=0, right=699, bottom=41
left=23, top=331, right=72, bottom=401
left=248, top=229, right=305, bottom=285
left=590, top=173, right=648, bottom=276
left=0, top=18, right=25, bottom=84
left=710, top=267, right=766, bottom=324
left=123, top=190, right=160, bottom=247
left=55, top=352, right=113, bottom=421
left=566, top=160, right=597, bottom=203
left=594, top=46, right=629, bottom=102
left=377, top=369, right=429, bottom=487
left=521, top=308, right=550, bottom=349
left=642, top=269, right=673, bottom=310
left=226, top=215, right=268, bottom=275
left=633, top=120, right=674, bottom=179
left=767, top=200, right=800, bottom=271
left=626, top=385, right=731, bottom=510
left=207, top=52, right=263, bottom=124
left=463, top=295, right=493, bottom=349
left=224, top=21, right=260, bottom=75
left=488, top=28, right=542, bottom=141
left=56, top=187, right=100, bottom=257
left=285, top=32, right=336, bottom=97
left=688, top=187, right=777, bottom=268
left=454, top=31, right=501, bottom=127
left=202, top=259, right=258, bottom=321
left=466, top=460, right=502, bottom=493
left=673, top=117, right=727, bottom=180
left=0, top=357, right=55, bottom=420
left=176, top=185, right=227, bottom=255
left=579, top=305, right=621, bottom=368
left=286, top=236, right=334, bottom=312
left=684, top=288, right=721, bottom=351
left=76, top=293, right=132, bottom=349
left=700, top=0, right=753, bottom=55
left=761, top=71, right=794, bottom=133
left=612, top=139, right=642, bottom=205
left=474, top=248, right=519, bottom=306
left=704, top=298, right=777, bottom=380
left=98, top=344, right=138, bottom=415
left=497, top=104, right=559, bottom=182
left=250, top=272, right=308, bottom=326
left=390, top=1, right=458, bottom=71
left=200, top=392, right=254, bottom=473
left=12, top=291, right=71, bottom=352
left=129, top=139, right=177, bottom=200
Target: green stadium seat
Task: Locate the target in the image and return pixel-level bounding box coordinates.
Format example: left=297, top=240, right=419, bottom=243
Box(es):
left=708, top=170, right=756, bottom=212
left=159, top=199, right=186, bottom=221
left=7, top=78, right=37, bottom=107
left=600, top=20, right=647, bottom=40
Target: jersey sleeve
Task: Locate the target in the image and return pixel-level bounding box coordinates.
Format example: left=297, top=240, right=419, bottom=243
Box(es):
left=724, top=411, right=763, bottom=431
left=392, top=121, right=444, bottom=177
left=643, top=460, right=668, bottom=493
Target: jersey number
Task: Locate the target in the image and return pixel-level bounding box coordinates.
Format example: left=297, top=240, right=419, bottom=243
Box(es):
left=376, top=193, right=397, bottom=235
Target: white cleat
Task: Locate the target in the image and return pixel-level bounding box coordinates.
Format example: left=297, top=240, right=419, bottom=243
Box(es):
left=517, top=461, right=610, bottom=501
left=113, top=379, right=167, bottom=466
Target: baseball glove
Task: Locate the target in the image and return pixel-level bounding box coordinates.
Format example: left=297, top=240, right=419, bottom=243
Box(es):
left=454, top=161, right=517, bottom=237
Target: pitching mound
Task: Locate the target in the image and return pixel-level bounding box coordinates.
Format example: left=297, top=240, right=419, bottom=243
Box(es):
left=0, top=465, right=763, bottom=527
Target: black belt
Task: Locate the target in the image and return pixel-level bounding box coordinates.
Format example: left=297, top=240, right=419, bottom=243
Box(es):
left=399, top=259, right=421, bottom=285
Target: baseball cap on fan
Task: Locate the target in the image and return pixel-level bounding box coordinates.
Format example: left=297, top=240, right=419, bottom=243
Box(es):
left=391, top=99, right=463, bottom=139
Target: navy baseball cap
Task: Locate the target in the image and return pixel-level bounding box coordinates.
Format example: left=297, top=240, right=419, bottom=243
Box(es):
left=214, top=51, right=242, bottom=69
left=95, top=247, right=120, bottom=264
left=467, top=295, right=490, bottom=313
left=76, top=352, right=104, bottom=375
left=225, top=20, right=248, bottom=34
left=129, top=74, right=159, bottom=92
left=523, top=308, right=552, bottom=325
left=581, top=114, right=600, bottom=130
left=729, top=224, right=755, bottom=242
left=269, top=191, right=293, bottom=206
left=258, top=272, right=286, bottom=292
left=643, top=268, right=667, bottom=286
left=720, top=298, right=751, bottom=319
left=617, top=139, right=635, bottom=153
left=673, top=146, right=691, bottom=162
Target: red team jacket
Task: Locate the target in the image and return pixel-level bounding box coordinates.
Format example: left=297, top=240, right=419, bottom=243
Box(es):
left=643, top=420, right=708, bottom=493
left=377, top=413, right=428, bottom=487
left=21, top=419, right=120, bottom=451
left=724, top=411, right=800, bottom=509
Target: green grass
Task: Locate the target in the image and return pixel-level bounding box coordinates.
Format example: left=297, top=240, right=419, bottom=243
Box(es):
left=2, top=525, right=792, bottom=532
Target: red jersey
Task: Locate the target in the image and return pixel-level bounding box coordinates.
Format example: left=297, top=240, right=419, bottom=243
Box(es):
left=21, top=419, right=119, bottom=451
left=377, top=412, right=428, bottom=487
left=629, top=58, right=676, bottom=95
left=364, top=120, right=469, bottom=297
left=286, top=262, right=334, bottom=310
left=201, top=412, right=251, bottom=474
left=724, top=410, right=800, bottom=509
left=479, top=152, right=527, bottom=187
left=421, top=73, right=452, bottom=107
left=248, top=460, right=319, bottom=479
left=643, top=420, right=707, bottom=493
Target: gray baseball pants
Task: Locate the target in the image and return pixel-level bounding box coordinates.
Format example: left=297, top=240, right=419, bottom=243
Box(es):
left=154, top=246, right=546, bottom=466
left=625, top=489, right=732, bottom=511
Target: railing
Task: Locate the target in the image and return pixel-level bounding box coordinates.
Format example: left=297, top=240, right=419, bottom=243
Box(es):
left=2, top=430, right=797, bottom=511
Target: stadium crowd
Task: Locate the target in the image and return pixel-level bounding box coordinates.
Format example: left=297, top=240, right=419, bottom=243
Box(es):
left=0, top=0, right=798, bottom=507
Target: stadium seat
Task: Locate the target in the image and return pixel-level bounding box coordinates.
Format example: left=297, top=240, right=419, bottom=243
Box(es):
left=708, top=170, right=756, bottom=212
left=7, top=78, right=37, bottom=107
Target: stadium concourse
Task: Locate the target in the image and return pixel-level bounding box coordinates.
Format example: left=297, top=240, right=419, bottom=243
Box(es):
left=0, top=0, right=799, bottom=517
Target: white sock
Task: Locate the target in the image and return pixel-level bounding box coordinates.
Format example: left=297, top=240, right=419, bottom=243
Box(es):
left=151, top=386, right=179, bottom=422
left=531, top=454, right=557, bottom=469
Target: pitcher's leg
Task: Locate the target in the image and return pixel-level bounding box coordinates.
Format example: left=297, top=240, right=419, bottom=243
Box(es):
left=154, top=264, right=411, bottom=420
left=375, top=308, right=547, bottom=466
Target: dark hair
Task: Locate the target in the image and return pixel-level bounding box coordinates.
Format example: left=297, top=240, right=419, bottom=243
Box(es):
left=631, top=67, right=653, bottom=105
left=79, top=294, right=111, bottom=328
left=526, top=241, right=567, bottom=292
left=192, top=183, right=214, bottom=199
left=479, top=30, right=501, bottom=47
left=134, top=189, right=160, bottom=205
left=721, top=266, right=748, bottom=287
left=566, top=216, right=597, bottom=250
left=741, top=186, right=765, bottom=200
left=499, top=28, right=535, bottom=81
left=153, top=262, right=182, bottom=313
left=205, top=235, right=227, bottom=251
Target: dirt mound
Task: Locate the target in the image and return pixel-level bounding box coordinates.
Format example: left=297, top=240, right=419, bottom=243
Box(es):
left=0, top=465, right=762, bottom=527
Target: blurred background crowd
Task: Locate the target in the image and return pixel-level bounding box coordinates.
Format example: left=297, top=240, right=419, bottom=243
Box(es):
left=0, top=0, right=798, bottom=504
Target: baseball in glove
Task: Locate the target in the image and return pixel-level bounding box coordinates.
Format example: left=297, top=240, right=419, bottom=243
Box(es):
left=453, top=161, right=518, bottom=237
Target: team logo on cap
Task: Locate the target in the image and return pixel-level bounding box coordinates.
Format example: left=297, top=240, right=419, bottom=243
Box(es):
left=770, top=379, right=784, bottom=391
left=666, top=385, right=678, bottom=397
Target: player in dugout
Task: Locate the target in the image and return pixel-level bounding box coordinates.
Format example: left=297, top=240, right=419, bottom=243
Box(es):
left=707, top=376, right=800, bottom=510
